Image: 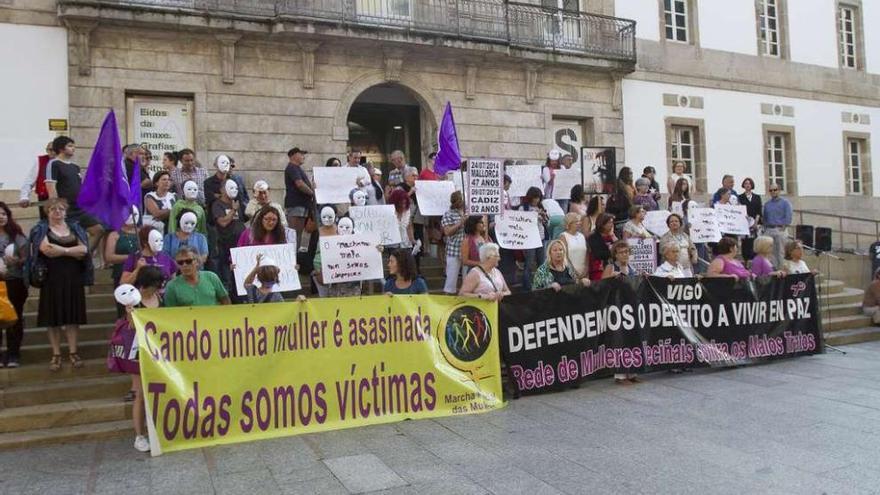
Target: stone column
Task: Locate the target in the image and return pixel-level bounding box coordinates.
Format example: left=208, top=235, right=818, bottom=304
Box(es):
left=525, top=65, right=541, bottom=104
left=216, top=34, right=242, bottom=85
left=383, top=47, right=407, bottom=82
left=298, top=41, right=321, bottom=90
left=65, top=20, right=98, bottom=77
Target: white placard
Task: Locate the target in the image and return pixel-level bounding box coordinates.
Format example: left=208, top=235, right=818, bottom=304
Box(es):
left=495, top=210, right=543, bottom=250
left=320, top=234, right=383, bottom=284
left=714, top=204, right=750, bottom=236
left=348, top=205, right=401, bottom=246
left=627, top=237, right=657, bottom=275
left=449, top=171, right=464, bottom=192
left=505, top=165, right=542, bottom=197
left=126, top=95, right=194, bottom=176
left=230, top=243, right=301, bottom=297
left=688, top=208, right=722, bottom=243
left=542, top=199, right=565, bottom=217
left=313, top=167, right=360, bottom=204
left=466, top=159, right=503, bottom=215
left=552, top=168, right=582, bottom=200
left=550, top=120, right=582, bottom=169
left=671, top=201, right=684, bottom=218
left=415, top=180, right=455, bottom=216
left=644, top=210, right=671, bottom=237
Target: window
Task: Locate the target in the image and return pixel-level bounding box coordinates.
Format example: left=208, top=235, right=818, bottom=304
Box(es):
left=836, top=3, right=864, bottom=70
left=767, top=132, right=787, bottom=192
left=759, top=0, right=780, bottom=56
left=846, top=138, right=865, bottom=194
left=666, top=118, right=706, bottom=192
left=671, top=126, right=695, bottom=178
left=664, top=0, right=689, bottom=42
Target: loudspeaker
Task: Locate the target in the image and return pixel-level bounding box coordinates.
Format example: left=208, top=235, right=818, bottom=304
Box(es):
left=815, top=227, right=832, bottom=252
left=795, top=225, right=814, bottom=248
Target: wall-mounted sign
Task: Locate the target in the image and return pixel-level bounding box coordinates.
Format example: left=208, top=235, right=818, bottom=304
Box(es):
left=48, top=119, right=68, bottom=131
left=126, top=95, right=194, bottom=175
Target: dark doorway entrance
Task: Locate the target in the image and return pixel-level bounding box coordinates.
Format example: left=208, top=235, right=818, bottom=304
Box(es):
left=347, top=84, right=423, bottom=174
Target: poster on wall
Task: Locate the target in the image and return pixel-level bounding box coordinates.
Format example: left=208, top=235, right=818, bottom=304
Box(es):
left=126, top=95, right=194, bottom=176
left=550, top=120, right=583, bottom=169
left=581, top=147, right=616, bottom=195
left=466, top=159, right=503, bottom=216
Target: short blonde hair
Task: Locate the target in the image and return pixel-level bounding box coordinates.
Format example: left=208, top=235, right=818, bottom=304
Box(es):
left=753, top=236, right=774, bottom=256
left=660, top=242, right=680, bottom=258
left=545, top=238, right=568, bottom=261
left=563, top=212, right=582, bottom=229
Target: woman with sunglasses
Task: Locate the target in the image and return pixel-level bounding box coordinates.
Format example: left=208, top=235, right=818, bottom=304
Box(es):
left=163, top=246, right=231, bottom=307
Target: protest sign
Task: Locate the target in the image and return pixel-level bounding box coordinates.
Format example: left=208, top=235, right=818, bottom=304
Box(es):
left=671, top=201, right=684, bottom=218
left=449, top=171, right=464, bottom=192
left=230, top=243, right=301, bottom=297
left=714, top=204, right=750, bottom=236
left=644, top=210, right=671, bottom=237
left=348, top=205, right=401, bottom=246
left=320, top=234, right=384, bottom=283
left=466, top=159, right=503, bottom=215
left=314, top=167, right=360, bottom=204
left=133, top=296, right=503, bottom=455
left=495, top=210, right=542, bottom=250
left=627, top=237, right=657, bottom=274
left=500, top=274, right=822, bottom=395
left=542, top=199, right=565, bottom=217
left=505, top=165, right=542, bottom=197
left=415, top=180, right=455, bottom=216
left=581, top=147, right=616, bottom=194
left=688, top=208, right=722, bottom=243
left=552, top=168, right=582, bottom=200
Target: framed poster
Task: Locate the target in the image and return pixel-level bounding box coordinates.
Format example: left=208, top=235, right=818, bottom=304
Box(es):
left=581, top=147, right=616, bottom=195
left=126, top=95, right=195, bottom=176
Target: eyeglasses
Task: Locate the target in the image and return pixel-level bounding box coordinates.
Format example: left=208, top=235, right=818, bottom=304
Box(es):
left=769, top=188, right=779, bottom=192
left=176, top=258, right=195, bottom=266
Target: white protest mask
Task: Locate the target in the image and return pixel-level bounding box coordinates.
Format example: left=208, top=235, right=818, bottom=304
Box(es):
left=148, top=229, right=164, bottom=253
left=114, top=284, right=142, bottom=307
left=337, top=217, right=354, bottom=236
left=180, top=212, right=198, bottom=233
left=352, top=190, right=367, bottom=207
left=320, top=206, right=336, bottom=227
left=216, top=154, right=231, bottom=173
left=224, top=179, right=239, bottom=199
left=183, top=181, right=199, bottom=200
left=125, top=206, right=140, bottom=226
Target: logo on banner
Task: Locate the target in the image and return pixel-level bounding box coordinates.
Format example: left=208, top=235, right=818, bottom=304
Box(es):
left=790, top=281, right=807, bottom=297
left=443, top=306, right=492, bottom=362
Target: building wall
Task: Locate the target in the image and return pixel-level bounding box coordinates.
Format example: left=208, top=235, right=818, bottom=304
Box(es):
left=0, top=22, right=68, bottom=193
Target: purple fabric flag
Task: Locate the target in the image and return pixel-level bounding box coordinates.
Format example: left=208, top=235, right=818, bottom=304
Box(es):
left=434, top=102, right=462, bottom=177
left=78, top=110, right=131, bottom=230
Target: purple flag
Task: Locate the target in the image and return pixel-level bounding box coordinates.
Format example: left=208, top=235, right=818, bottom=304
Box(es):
left=434, top=102, right=462, bottom=177
left=78, top=110, right=131, bottom=230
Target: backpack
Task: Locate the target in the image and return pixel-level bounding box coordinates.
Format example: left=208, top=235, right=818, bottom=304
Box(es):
left=35, top=155, right=51, bottom=201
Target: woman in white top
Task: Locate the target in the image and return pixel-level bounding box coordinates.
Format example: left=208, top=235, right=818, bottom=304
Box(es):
left=658, top=213, right=697, bottom=276
left=559, top=212, right=588, bottom=278
left=459, top=243, right=511, bottom=301
left=783, top=240, right=814, bottom=274
left=667, top=160, right=692, bottom=195
left=622, top=205, right=652, bottom=240
left=143, top=171, right=176, bottom=232
left=653, top=242, right=688, bottom=279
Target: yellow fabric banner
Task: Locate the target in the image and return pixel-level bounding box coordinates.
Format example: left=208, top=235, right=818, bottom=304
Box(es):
left=132, top=295, right=504, bottom=455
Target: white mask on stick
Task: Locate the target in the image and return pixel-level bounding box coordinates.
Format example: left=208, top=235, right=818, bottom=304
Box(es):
left=183, top=181, right=199, bottom=201
left=125, top=206, right=140, bottom=226
left=148, top=229, right=164, bottom=253
left=337, top=217, right=354, bottom=236
left=320, top=207, right=336, bottom=227
left=224, top=179, right=239, bottom=199
left=216, top=155, right=231, bottom=173
left=114, top=284, right=141, bottom=307
left=180, top=212, right=197, bottom=234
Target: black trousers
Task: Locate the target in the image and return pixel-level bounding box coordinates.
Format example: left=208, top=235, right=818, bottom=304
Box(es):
left=3, top=278, right=28, bottom=359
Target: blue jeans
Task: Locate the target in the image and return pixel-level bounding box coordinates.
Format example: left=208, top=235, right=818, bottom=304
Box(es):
left=522, top=247, right=545, bottom=291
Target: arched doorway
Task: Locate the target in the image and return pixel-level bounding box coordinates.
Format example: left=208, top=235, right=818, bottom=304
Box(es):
left=346, top=83, right=428, bottom=173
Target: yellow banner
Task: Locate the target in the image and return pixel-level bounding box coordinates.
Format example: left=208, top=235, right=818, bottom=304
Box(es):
left=133, top=295, right=504, bottom=455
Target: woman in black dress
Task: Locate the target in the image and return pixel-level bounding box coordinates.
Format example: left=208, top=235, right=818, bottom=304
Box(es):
left=737, top=177, right=762, bottom=261
left=36, top=198, right=91, bottom=371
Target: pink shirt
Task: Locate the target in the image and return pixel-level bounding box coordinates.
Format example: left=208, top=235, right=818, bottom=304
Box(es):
left=717, top=256, right=751, bottom=279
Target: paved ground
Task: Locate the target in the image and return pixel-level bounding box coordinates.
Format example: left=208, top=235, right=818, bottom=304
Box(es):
left=3, top=342, right=880, bottom=495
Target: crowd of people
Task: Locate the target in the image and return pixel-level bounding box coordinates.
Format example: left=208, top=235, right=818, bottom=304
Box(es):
left=5, top=137, right=829, bottom=452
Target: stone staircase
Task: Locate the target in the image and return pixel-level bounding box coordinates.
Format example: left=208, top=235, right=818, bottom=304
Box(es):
left=818, top=280, right=879, bottom=346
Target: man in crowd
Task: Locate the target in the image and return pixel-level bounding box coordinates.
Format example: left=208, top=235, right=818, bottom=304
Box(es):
left=284, top=147, right=313, bottom=249
left=762, top=183, right=792, bottom=268
left=347, top=149, right=371, bottom=194
left=123, top=143, right=152, bottom=199
left=19, top=140, right=55, bottom=210
left=164, top=246, right=231, bottom=307
left=245, top=180, right=287, bottom=227
left=712, top=174, right=739, bottom=205
left=386, top=150, right=408, bottom=196
left=170, top=148, right=207, bottom=204
left=203, top=154, right=247, bottom=219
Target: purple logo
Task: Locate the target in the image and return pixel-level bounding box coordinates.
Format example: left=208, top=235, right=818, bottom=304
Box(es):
left=790, top=281, right=807, bottom=297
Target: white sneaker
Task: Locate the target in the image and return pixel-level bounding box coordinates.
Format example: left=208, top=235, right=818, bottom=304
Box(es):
left=133, top=435, right=150, bottom=452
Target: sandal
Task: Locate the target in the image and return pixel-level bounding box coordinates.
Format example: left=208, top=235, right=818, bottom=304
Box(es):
left=68, top=353, right=84, bottom=369
left=49, top=354, right=62, bottom=372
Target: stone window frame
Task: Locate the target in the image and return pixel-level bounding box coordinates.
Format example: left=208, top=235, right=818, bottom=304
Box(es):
left=842, top=131, right=872, bottom=196
left=836, top=0, right=866, bottom=71
left=665, top=117, right=707, bottom=193
left=755, top=0, right=790, bottom=59
left=762, top=124, right=798, bottom=195
left=658, top=0, right=700, bottom=46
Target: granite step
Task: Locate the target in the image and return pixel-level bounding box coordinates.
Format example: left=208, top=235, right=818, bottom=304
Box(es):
left=0, top=419, right=130, bottom=451
left=825, top=327, right=880, bottom=346
left=0, top=398, right=131, bottom=433
left=0, top=375, right=131, bottom=408
left=0, top=358, right=111, bottom=386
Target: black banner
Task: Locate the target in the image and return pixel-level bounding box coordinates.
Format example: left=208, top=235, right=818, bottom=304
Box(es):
left=500, top=274, right=823, bottom=395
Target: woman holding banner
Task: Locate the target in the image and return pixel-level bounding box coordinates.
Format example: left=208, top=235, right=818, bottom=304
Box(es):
left=659, top=214, right=697, bottom=277
left=750, top=236, right=784, bottom=277
left=602, top=241, right=640, bottom=383
left=559, top=213, right=587, bottom=279
left=587, top=213, right=617, bottom=281
left=706, top=238, right=751, bottom=279
left=532, top=239, right=590, bottom=291
left=653, top=243, right=688, bottom=279
left=459, top=243, right=511, bottom=301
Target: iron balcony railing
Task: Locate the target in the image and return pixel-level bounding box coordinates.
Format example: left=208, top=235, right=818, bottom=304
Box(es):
left=64, top=0, right=637, bottom=61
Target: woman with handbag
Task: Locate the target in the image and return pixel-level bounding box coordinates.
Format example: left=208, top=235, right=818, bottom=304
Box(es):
left=0, top=202, right=27, bottom=367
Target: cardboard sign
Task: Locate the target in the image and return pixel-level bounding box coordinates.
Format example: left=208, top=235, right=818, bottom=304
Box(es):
left=505, top=165, right=542, bottom=198
left=320, top=234, right=383, bottom=284
left=644, top=210, right=671, bottom=237
left=581, top=147, right=616, bottom=194
left=314, top=167, right=360, bottom=204
left=348, top=205, right=402, bottom=246
left=627, top=237, right=657, bottom=275
left=466, top=159, right=503, bottom=215
left=688, top=208, right=722, bottom=243
left=552, top=168, right=582, bottom=200
left=230, top=243, right=301, bottom=297
left=415, top=180, right=455, bottom=216
left=495, top=210, right=543, bottom=250
left=542, top=199, right=565, bottom=217
left=714, top=204, right=750, bottom=236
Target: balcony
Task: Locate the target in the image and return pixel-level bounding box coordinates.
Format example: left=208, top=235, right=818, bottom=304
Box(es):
left=58, top=0, right=637, bottom=65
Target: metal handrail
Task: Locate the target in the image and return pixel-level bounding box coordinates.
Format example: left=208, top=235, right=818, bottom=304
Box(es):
left=794, top=208, right=880, bottom=253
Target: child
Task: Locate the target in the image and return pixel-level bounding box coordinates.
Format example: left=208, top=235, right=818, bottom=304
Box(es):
left=244, top=254, right=284, bottom=303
